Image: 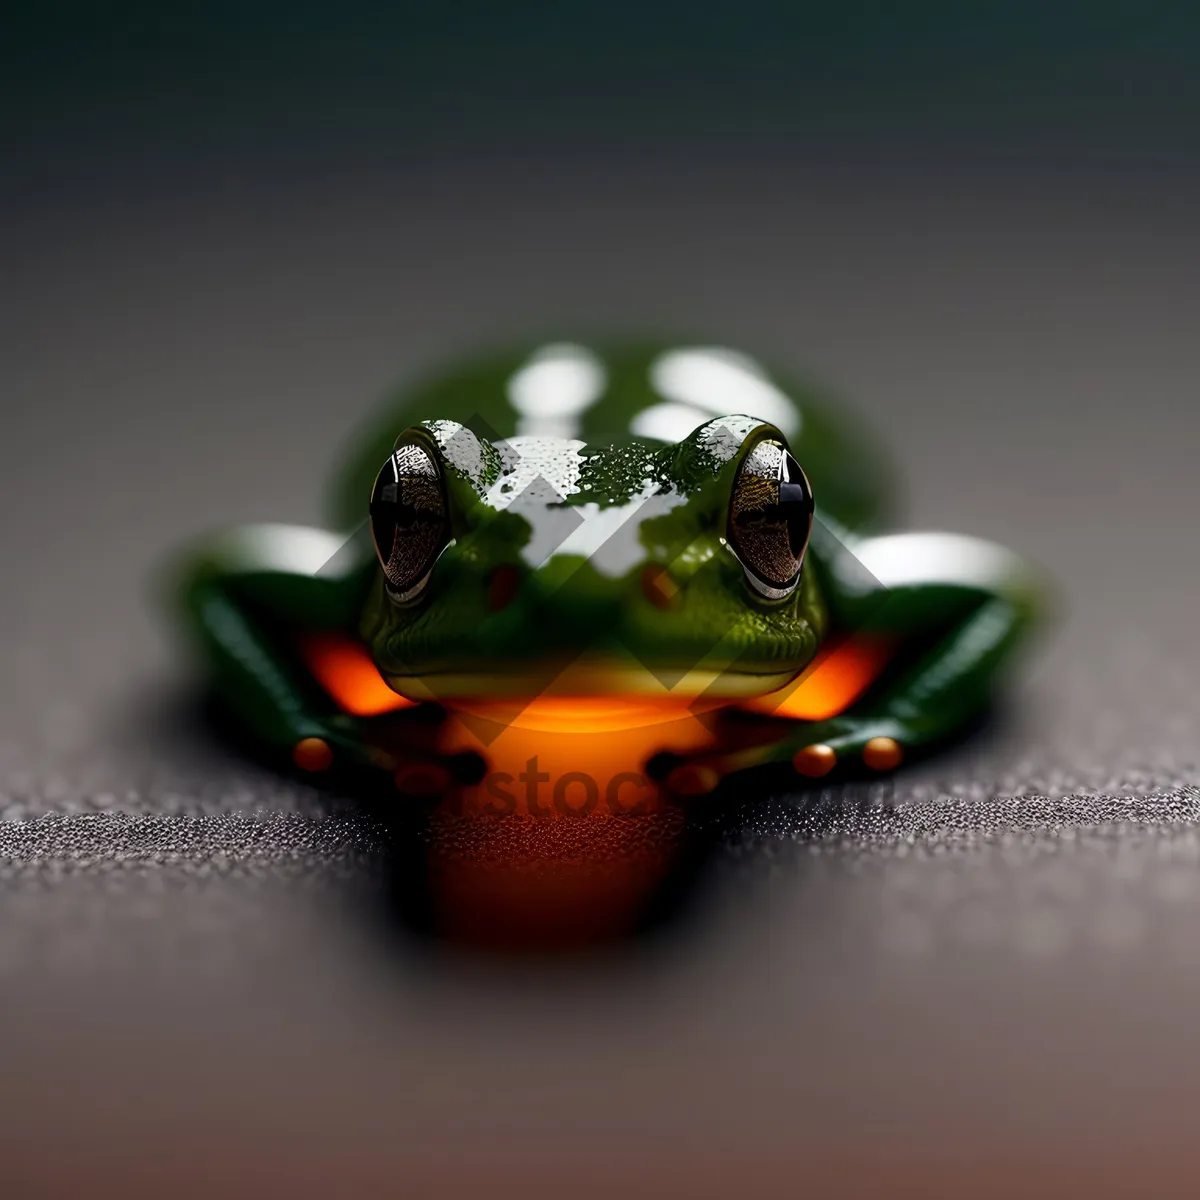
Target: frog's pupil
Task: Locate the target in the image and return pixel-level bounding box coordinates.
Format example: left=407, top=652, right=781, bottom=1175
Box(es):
left=780, top=451, right=814, bottom=558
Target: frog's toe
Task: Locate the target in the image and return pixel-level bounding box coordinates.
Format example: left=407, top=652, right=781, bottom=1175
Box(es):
left=861, top=735, right=904, bottom=772
left=792, top=743, right=838, bottom=778
left=292, top=736, right=335, bottom=772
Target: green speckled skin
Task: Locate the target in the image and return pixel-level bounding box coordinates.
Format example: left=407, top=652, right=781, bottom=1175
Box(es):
left=167, top=340, right=1040, bottom=786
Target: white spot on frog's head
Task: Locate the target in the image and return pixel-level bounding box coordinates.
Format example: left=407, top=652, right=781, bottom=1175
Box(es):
left=485, top=436, right=585, bottom=512
left=697, top=414, right=766, bottom=464
left=506, top=343, right=607, bottom=439
left=483, top=441, right=688, bottom=575
left=422, top=420, right=498, bottom=490
left=552, top=485, right=689, bottom=576
left=634, top=346, right=801, bottom=444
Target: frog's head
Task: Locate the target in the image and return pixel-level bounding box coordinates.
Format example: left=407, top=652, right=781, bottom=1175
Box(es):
left=360, top=416, right=824, bottom=711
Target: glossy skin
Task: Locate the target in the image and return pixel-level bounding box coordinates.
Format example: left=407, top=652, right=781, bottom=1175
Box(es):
left=170, top=341, right=1039, bottom=792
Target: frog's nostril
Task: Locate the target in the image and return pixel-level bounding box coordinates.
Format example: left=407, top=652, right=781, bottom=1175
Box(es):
left=488, top=565, right=520, bottom=612
left=640, top=564, right=680, bottom=610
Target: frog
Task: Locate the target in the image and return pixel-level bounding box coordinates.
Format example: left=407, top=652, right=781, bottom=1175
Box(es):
left=168, top=340, right=1040, bottom=799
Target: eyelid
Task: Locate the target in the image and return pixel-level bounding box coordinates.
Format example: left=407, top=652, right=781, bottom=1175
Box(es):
left=742, top=568, right=800, bottom=602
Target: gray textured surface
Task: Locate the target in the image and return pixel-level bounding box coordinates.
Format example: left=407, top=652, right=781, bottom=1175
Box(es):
left=4, top=143, right=1200, bottom=1192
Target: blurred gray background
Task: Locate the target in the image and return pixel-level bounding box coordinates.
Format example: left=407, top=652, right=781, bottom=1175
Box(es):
left=4, top=4, right=1200, bottom=1195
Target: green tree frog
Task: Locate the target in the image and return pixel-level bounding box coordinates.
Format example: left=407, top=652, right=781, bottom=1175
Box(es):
left=169, top=341, right=1039, bottom=799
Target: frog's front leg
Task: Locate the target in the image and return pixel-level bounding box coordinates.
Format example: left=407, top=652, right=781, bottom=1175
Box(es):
left=667, top=532, right=1041, bottom=792
left=167, top=523, right=456, bottom=788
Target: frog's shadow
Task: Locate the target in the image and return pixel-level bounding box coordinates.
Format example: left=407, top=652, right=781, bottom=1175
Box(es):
left=179, top=690, right=731, bottom=952
left=182, top=689, right=1009, bottom=959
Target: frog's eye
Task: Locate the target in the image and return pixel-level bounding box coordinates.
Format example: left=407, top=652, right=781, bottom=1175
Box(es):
left=370, top=444, right=450, bottom=603
left=727, top=440, right=814, bottom=600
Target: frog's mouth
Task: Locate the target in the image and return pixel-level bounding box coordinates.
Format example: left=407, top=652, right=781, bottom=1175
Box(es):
left=380, top=654, right=798, bottom=721
left=303, top=629, right=890, bottom=730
